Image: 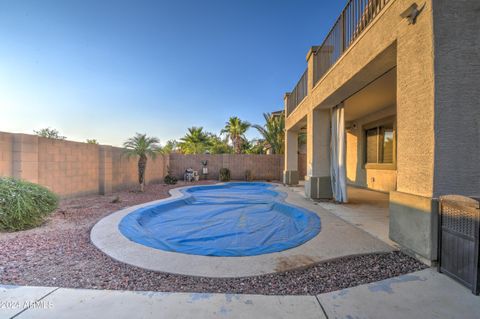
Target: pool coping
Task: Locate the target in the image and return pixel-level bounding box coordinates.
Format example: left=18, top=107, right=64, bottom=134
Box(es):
left=91, top=182, right=393, bottom=278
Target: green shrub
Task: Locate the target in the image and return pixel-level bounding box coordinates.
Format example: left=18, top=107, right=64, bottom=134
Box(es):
left=0, top=178, right=58, bottom=231
left=163, top=166, right=178, bottom=185
left=164, top=174, right=178, bottom=185
left=219, top=168, right=231, bottom=182
left=244, top=170, right=253, bottom=181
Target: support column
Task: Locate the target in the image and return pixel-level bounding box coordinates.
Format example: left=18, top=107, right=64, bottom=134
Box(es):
left=283, top=129, right=299, bottom=185
left=304, top=109, right=332, bottom=199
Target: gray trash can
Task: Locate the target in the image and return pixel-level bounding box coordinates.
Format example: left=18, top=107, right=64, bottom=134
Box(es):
left=438, top=195, right=479, bottom=295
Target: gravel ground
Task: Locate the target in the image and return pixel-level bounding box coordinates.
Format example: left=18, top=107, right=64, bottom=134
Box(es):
left=0, top=181, right=426, bottom=295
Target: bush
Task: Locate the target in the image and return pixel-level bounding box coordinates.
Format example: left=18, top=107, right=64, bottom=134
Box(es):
left=164, top=166, right=178, bottom=185
left=244, top=170, right=253, bottom=181
left=164, top=174, right=178, bottom=185
left=219, top=168, right=231, bottom=182
left=0, top=178, right=58, bottom=231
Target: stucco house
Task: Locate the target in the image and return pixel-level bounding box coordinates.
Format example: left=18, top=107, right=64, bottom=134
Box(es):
left=283, top=0, right=479, bottom=263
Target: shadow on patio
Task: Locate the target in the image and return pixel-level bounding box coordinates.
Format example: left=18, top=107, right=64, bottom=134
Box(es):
left=291, top=183, right=397, bottom=248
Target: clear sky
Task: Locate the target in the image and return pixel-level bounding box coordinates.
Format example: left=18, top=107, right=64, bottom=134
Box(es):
left=0, top=0, right=345, bottom=147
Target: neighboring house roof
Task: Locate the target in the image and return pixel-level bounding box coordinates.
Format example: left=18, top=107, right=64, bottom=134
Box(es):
left=271, top=110, right=283, bottom=117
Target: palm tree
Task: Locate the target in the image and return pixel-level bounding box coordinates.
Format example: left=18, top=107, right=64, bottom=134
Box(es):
left=298, top=132, right=307, bottom=146
left=253, top=112, right=285, bottom=154
left=244, top=139, right=266, bottom=154
left=221, top=117, right=250, bottom=154
left=161, top=139, right=179, bottom=154
left=123, top=133, right=160, bottom=192
left=179, top=127, right=209, bottom=154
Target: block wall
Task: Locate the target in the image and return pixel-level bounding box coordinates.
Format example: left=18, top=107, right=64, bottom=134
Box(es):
left=0, top=132, right=168, bottom=197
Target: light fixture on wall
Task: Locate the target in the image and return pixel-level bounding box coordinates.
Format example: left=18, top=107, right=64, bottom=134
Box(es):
left=400, top=3, right=425, bottom=25
left=345, top=122, right=357, bottom=132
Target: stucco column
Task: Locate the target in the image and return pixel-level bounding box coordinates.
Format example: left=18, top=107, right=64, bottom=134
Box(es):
left=305, top=109, right=332, bottom=199
left=389, top=1, right=437, bottom=263
left=283, top=129, right=299, bottom=185
left=306, top=46, right=318, bottom=95
left=284, top=91, right=292, bottom=117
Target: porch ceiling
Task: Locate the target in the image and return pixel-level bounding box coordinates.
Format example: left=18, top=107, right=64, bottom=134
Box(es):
left=344, top=68, right=396, bottom=122
left=289, top=115, right=307, bottom=132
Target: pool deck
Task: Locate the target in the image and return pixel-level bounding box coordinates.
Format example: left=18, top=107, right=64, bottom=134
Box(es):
left=3, top=269, right=479, bottom=319
left=91, top=182, right=393, bottom=277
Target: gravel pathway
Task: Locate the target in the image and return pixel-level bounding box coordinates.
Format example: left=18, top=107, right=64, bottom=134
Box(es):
left=0, top=181, right=426, bottom=295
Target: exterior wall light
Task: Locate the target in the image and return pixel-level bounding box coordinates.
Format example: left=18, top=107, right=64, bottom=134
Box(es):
left=400, top=3, right=425, bottom=25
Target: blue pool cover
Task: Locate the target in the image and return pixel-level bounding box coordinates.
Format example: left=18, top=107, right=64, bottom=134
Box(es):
left=119, top=182, right=321, bottom=257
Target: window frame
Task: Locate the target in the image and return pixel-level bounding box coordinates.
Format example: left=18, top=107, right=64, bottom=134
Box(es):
left=363, top=116, right=396, bottom=170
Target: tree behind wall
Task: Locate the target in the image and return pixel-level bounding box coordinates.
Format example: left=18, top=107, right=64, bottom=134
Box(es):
left=178, top=127, right=210, bottom=154
left=221, top=117, right=250, bottom=154
left=206, top=133, right=232, bottom=154
left=161, top=139, right=180, bottom=154
left=253, top=112, right=285, bottom=154
left=86, top=139, right=99, bottom=144
left=123, top=133, right=160, bottom=192
left=34, top=128, right=66, bottom=140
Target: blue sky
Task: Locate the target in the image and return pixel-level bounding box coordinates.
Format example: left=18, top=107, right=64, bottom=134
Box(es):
left=0, top=0, right=344, bottom=146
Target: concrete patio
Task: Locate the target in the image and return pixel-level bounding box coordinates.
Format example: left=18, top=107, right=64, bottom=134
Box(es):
left=3, top=269, right=479, bottom=319
left=289, top=184, right=396, bottom=247
left=317, top=186, right=397, bottom=247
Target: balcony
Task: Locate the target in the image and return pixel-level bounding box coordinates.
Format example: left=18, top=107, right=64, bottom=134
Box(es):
left=286, top=0, right=391, bottom=116
left=286, top=69, right=308, bottom=116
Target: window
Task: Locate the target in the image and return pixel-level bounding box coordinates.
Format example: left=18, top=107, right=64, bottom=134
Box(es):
left=365, top=123, right=394, bottom=165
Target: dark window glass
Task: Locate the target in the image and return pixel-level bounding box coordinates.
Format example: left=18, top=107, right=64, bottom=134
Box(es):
left=365, top=123, right=394, bottom=164
left=366, top=128, right=378, bottom=163
left=380, top=125, right=394, bottom=163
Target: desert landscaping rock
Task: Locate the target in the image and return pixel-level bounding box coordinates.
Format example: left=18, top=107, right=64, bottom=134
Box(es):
left=0, top=182, right=426, bottom=295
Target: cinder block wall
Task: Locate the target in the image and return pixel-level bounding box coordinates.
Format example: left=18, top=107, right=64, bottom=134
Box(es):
left=110, top=146, right=167, bottom=191
left=0, top=131, right=282, bottom=196
left=0, top=132, right=168, bottom=197
left=37, top=137, right=100, bottom=196
left=169, top=154, right=284, bottom=181
left=0, top=132, right=13, bottom=177
left=111, top=146, right=138, bottom=191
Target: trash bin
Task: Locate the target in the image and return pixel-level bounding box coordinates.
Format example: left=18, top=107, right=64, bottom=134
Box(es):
left=438, top=195, right=480, bottom=295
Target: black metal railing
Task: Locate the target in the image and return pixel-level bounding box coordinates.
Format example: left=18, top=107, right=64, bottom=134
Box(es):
left=313, top=0, right=390, bottom=85
left=286, top=68, right=308, bottom=116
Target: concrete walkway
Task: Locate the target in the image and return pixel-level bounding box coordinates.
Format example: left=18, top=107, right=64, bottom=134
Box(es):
left=2, top=269, right=479, bottom=319
left=318, top=268, right=480, bottom=319
left=2, top=286, right=324, bottom=319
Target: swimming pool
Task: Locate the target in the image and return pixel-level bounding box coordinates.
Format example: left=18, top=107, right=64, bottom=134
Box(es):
left=119, top=182, right=321, bottom=257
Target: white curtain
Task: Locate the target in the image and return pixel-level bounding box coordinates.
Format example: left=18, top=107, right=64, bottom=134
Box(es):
left=330, top=105, right=348, bottom=203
